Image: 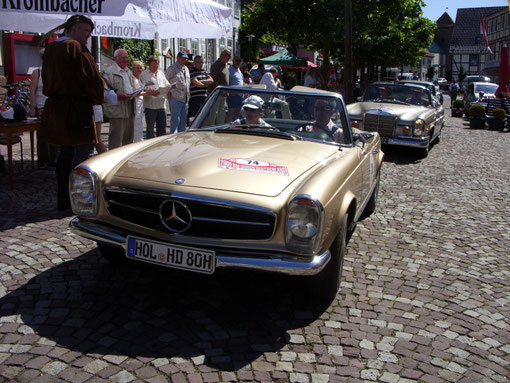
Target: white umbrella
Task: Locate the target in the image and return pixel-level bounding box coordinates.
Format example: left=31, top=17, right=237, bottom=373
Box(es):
left=0, top=0, right=232, bottom=39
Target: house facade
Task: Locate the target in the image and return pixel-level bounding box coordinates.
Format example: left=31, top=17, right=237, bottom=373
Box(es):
left=482, top=7, right=510, bottom=81
left=449, top=6, right=506, bottom=81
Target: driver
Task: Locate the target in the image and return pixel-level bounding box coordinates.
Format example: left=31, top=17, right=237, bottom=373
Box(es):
left=378, top=86, right=391, bottom=100
left=410, top=89, right=427, bottom=106
left=298, top=99, right=344, bottom=143
left=232, top=95, right=272, bottom=127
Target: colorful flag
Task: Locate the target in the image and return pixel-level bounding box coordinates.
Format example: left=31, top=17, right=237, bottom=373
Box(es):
left=481, top=16, right=493, bottom=54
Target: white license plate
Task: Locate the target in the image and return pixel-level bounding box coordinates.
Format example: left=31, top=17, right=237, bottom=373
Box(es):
left=126, top=237, right=215, bottom=274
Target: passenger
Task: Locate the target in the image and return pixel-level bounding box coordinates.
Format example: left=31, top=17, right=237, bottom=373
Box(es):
left=260, top=67, right=279, bottom=90
left=477, top=91, right=485, bottom=102
left=231, top=95, right=271, bottom=127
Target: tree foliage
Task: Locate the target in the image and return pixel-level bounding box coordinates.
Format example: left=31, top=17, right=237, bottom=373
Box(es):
left=241, top=0, right=435, bottom=84
left=112, top=38, right=153, bottom=65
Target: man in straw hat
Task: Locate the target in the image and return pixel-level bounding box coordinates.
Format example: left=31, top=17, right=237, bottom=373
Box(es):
left=40, top=15, right=104, bottom=210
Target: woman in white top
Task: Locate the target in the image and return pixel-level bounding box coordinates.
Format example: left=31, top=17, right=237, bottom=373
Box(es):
left=131, top=60, right=145, bottom=142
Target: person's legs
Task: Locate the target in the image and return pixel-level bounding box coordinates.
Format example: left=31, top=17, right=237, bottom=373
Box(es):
left=170, top=98, right=184, bottom=133
left=178, top=102, right=189, bottom=132
left=55, top=146, right=73, bottom=210
left=155, top=108, right=167, bottom=136
left=121, top=111, right=134, bottom=146
left=55, top=143, right=93, bottom=210
left=37, top=131, right=51, bottom=168
left=108, top=118, right=122, bottom=149
left=73, top=143, right=94, bottom=166
left=145, top=108, right=157, bottom=139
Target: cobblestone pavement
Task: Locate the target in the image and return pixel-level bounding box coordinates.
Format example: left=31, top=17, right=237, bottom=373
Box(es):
left=0, top=103, right=509, bottom=383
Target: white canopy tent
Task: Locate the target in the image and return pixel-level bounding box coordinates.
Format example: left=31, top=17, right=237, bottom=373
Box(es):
left=0, top=0, right=233, bottom=39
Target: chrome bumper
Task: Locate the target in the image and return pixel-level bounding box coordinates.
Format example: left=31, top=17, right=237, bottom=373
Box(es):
left=70, top=217, right=330, bottom=276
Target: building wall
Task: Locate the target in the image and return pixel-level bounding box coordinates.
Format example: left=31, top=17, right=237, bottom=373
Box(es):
left=157, top=0, right=240, bottom=71
left=483, top=8, right=510, bottom=80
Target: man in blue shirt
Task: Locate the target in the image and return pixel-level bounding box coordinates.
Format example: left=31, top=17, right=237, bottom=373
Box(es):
left=227, top=56, right=244, bottom=122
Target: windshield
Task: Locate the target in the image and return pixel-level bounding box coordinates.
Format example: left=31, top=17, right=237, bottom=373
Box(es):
left=474, top=84, right=498, bottom=94
left=363, top=84, right=432, bottom=107
left=191, top=87, right=352, bottom=145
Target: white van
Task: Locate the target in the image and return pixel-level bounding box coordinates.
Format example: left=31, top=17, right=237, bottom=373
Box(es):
left=397, top=73, right=414, bottom=81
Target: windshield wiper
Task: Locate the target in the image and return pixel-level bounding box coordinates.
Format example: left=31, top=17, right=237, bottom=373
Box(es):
left=215, top=126, right=302, bottom=141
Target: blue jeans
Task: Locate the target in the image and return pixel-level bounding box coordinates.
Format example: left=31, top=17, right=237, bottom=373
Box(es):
left=145, top=108, right=167, bottom=138
left=170, top=98, right=189, bottom=133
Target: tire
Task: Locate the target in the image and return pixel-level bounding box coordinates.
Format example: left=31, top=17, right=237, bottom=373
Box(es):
left=417, top=137, right=430, bottom=158
left=361, top=177, right=380, bottom=220
left=97, top=242, right=126, bottom=264
left=305, top=214, right=348, bottom=303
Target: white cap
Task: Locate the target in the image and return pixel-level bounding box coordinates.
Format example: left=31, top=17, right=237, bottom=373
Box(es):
left=242, top=95, right=264, bottom=110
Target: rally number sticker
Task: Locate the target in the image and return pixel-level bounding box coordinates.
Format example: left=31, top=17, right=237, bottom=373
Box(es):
left=219, top=158, right=289, bottom=176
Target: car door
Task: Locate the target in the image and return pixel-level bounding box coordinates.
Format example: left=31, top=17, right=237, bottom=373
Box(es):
left=354, top=132, right=379, bottom=204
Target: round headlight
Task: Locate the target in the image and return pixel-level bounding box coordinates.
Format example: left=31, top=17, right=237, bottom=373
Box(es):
left=413, top=119, right=425, bottom=136
left=285, top=196, right=323, bottom=254
left=69, top=167, right=98, bottom=216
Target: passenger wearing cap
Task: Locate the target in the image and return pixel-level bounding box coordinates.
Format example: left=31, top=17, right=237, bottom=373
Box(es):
left=232, top=95, right=271, bottom=127
left=165, top=51, right=191, bottom=133
left=39, top=14, right=104, bottom=210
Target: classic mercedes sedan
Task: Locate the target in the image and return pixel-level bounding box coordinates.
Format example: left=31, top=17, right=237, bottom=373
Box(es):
left=70, top=86, right=383, bottom=302
left=347, top=82, right=444, bottom=157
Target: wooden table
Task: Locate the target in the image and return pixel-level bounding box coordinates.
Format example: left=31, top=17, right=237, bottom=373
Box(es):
left=0, top=119, right=40, bottom=190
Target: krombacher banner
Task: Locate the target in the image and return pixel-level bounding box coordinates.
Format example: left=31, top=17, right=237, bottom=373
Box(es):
left=1, top=0, right=130, bottom=15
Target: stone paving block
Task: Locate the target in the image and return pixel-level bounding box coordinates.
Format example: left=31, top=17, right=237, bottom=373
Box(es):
left=0, top=103, right=509, bottom=383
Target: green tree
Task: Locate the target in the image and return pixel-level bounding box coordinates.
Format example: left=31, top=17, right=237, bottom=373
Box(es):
left=241, top=0, right=435, bottom=85
left=111, top=38, right=153, bottom=66
left=352, top=0, right=434, bottom=80
left=240, top=0, right=343, bottom=88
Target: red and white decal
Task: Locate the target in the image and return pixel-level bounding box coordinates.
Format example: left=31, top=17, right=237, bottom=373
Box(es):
left=218, top=158, right=289, bottom=176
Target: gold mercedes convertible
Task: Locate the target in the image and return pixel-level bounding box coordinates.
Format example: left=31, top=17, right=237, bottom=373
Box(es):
left=70, top=86, right=383, bottom=302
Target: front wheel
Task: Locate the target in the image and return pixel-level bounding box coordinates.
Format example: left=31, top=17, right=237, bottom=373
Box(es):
left=417, top=137, right=430, bottom=158
left=305, top=214, right=348, bottom=303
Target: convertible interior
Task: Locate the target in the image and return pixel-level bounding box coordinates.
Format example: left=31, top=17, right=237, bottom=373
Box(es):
left=193, top=90, right=350, bottom=144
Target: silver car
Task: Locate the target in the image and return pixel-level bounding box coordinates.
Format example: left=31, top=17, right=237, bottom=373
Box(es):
left=347, top=82, right=444, bottom=157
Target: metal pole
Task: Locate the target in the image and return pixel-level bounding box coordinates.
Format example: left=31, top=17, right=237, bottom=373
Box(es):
left=343, top=0, right=353, bottom=104
left=96, top=36, right=101, bottom=66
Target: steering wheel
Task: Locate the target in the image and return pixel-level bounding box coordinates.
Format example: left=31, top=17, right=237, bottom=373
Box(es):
left=293, top=123, right=335, bottom=140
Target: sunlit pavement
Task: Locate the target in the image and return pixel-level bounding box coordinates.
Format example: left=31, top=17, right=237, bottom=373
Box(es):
left=0, top=98, right=509, bottom=383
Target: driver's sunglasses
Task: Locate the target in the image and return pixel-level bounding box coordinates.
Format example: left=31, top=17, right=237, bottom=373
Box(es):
left=314, top=106, right=333, bottom=112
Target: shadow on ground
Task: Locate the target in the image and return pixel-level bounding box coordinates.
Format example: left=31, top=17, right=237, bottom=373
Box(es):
left=380, top=145, right=425, bottom=165
left=0, top=251, right=330, bottom=370
left=0, top=166, right=71, bottom=231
